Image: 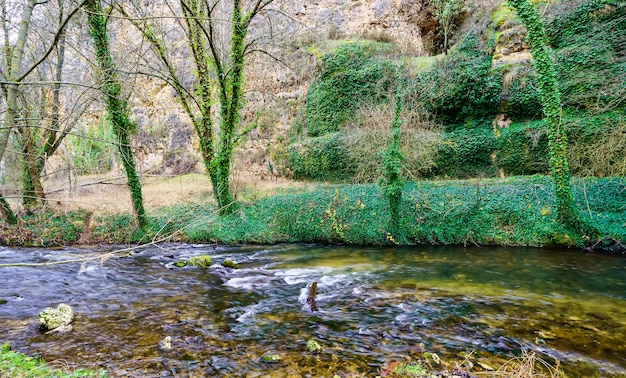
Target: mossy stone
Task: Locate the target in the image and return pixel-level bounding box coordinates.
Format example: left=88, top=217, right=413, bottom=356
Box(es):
left=222, top=259, right=238, bottom=269
left=306, top=339, right=322, bottom=353
left=188, top=255, right=211, bottom=268
left=38, top=303, right=74, bottom=331
left=260, top=352, right=281, bottom=363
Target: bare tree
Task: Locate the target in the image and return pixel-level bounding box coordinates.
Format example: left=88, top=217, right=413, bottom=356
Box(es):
left=0, top=0, right=85, bottom=222
left=116, top=0, right=282, bottom=215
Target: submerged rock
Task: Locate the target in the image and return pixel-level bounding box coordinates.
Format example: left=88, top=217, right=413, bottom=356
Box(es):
left=260, top=352, right=281, bottom=363
left=306, top=339, right=322, bottom=353
left=45, top=325, right=73, bottom=334
left=38, top=303, right=74, bottom=332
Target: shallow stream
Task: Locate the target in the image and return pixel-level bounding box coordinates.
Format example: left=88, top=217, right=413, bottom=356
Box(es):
left=1, top=244, right=625, bottom=377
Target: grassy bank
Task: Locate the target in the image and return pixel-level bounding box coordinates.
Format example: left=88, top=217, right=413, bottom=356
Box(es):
left=0, top=344, right=106, bottom=378
left=3, top=175, right=621, bottom=251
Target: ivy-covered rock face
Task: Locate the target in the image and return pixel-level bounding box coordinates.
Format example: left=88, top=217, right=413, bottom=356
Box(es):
left=38, top=303, right=74, bottom=331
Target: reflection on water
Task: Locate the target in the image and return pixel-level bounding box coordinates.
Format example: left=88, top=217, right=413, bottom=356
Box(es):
left=0, top=244, right=625, bottom=377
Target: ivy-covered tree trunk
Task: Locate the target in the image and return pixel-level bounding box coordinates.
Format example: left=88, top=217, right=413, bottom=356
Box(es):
left=381, top=94, right=405, bottom=240
left=213, top=0, right=248, bottom=215
left=121, top=0, right=273, bottom=216
left=85, top=0, right=147, bottom=228
left=507, top=0, right=581, bottom=230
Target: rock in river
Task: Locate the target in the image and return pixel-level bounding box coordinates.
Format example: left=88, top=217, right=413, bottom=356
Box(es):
left=38, top=303, right=74, bottom=332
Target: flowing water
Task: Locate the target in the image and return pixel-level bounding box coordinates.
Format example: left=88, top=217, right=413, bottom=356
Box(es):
left=0, top=244, right=625, bottom=377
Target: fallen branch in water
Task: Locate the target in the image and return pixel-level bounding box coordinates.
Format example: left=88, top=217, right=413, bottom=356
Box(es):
left=307, top=281, right=318, bottom=311
left=0, top=245, right=136, bottom=268
left=0, top=201, right=237, bottom=268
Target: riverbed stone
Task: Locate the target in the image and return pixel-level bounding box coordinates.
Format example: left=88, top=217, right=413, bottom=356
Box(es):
left=260, top=352, right=281, bottom=363
left=222, top=259, right=238, bottom=269
left=188, top=255, right=211, bottom=268
left=159, top=336, right=173, bottom=351
left=306, top=339, right=322, bottom=353
left=38, top=303, right=74, bottom=331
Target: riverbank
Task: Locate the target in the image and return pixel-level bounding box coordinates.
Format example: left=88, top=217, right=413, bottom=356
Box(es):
left=0, top=343, right=105, bottom=377
left=1, top=175, right=623, bottom=251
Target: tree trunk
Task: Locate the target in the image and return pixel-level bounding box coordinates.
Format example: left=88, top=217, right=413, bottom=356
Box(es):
left=0, top=0, right=37, bottom=223
left=20, top=125, right=46, bottom=208
left=507, top=0, right=582, bottom=230
left=85, top=0, right=147, bottom=228
left=213, top=0, right=248, bottom=215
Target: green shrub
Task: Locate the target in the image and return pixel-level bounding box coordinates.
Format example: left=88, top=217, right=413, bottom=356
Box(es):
left=0, top=210, right=89, bottom=247
left=496, top=120, right=549, bottom=175
left=547, top=0, right=626, bottom=109
left=567, top=111, right=626, bottom=177
left=414, top=33, right=502, bottom=127
left=66, top=121, right=116, bottom=175
left=342, top=104, right=443, bottom=183
left=305, top=42, right=403, bottom=137
left=435, top=127, right=498, bottom=178
left=288, top=132, right=354, bottom=181
left=501, top=64, right=542, bottom=120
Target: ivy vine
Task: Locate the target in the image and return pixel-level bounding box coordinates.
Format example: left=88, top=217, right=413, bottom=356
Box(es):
left=507, top=0, right=583, bottom=231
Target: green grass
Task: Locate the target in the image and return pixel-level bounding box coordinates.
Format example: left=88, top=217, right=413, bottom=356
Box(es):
left=84, top=176, right=625, bottom=252
left=0, top=344, right=106, bottom=378
left=0, top=177, right=622, bottom=251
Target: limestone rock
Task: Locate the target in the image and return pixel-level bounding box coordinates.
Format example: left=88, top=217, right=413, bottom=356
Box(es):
left=38, top=303, right=74, bottom=332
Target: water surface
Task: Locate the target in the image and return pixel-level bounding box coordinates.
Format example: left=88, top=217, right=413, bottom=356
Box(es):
left=0, top=244, right=625, bottom=377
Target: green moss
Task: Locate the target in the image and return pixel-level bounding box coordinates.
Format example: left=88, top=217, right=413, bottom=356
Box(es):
left=222, top=259, right=238, bottom=269
left=188, top=255, right=211, bottom=268
left=306, top=340, right=322, bottom=353
left=38, top=303, right=74, bottom=331
left=260, top=352, right=281, bottom=363
left=392, top=362, right=430, bottom=376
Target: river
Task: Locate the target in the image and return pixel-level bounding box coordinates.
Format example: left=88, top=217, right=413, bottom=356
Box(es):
left=0, top=244, right=625, bottom=377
